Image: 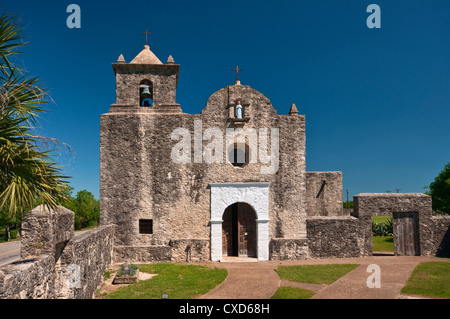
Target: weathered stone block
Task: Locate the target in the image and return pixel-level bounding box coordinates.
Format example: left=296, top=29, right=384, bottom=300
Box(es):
left=307, top=217, right=369, bottom=258
left=169, top=239, right=210, bottom=262
left=306, top=172, right=344, bottom=217
left=269, top=238, right=308, bottom=260
left=20, top=205, right=74, bottom=260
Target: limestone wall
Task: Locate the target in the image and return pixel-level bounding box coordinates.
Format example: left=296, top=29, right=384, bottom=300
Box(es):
left=71, top=225, right=115, bottom=299
left=113, top=64, right=179, bottom=107
left=352, top=193, right=449, bottom=256
left=306, top=172, right=344, bottom=217
left=306, top=216, right=369, bottom=258
left=270, top=239, right=308, bottom=260
left=305, top=193, right=450, bottom=258
left=0, top=255, right=56, bottom=299
left=0, top=206, right=115, bottom=299
left=427, top=215, right=450, bottom=257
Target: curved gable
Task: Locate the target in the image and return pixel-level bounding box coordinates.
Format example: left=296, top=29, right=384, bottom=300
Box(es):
left=200, top=84, right=277, bottom=120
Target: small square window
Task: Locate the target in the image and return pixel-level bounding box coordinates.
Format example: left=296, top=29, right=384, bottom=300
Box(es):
left=139, top=219, right=153, bottom=234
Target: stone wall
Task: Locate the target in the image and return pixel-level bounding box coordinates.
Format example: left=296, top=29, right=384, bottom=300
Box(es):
left=169, top=239, right=210, bottom=262
left=305, top=193, right=449, bottom=259
left=306, top=172, right=344, bottom=217
left=113, top=63, right=179, bottom=107
left=71, top=225, right=115, bottom=299
left=113, top=245, right=171, bottom=263
left=0, top=206, right=115, bottom=299
left=112, top=239, right=210, bottom=263
left=353, top=193, right=444, bottom=256
left=427, top=215, right=450, bottom=257
left=306, top=217, right=369, bottom=258
left=269, top=239, right=308, bottom=260
left=0, top=255, right=56, bottom=299
left=21, top=205, right=74, bottom=259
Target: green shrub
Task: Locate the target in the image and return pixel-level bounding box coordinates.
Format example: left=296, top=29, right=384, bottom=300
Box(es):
left=10, top=229, right=18, bottom=239
left=372, top=218, right=393, bottom=236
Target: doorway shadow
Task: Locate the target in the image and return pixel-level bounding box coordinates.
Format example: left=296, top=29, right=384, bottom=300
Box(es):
left=372, top=252, right=395, bottom=256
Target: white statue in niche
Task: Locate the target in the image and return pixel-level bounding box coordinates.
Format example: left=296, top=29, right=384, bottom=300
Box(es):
left=236, top=100, right=243, bottom=119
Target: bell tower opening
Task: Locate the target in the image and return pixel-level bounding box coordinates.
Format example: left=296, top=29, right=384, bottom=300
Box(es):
left=140, top=80, right=153, bottom=107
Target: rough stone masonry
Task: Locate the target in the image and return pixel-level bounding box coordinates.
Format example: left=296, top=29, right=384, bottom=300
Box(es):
left=0, top=205, right=114, bottom=299
left=100, top=42, right=450, bottom=263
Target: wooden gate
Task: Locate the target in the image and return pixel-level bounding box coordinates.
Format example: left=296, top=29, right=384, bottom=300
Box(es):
left=222, top=203, right=256, bottom=257
left=393, top=212, right=419, bottom=256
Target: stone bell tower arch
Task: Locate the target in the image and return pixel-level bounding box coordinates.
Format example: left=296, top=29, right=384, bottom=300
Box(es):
left=111, top=33, right=181, bottom=113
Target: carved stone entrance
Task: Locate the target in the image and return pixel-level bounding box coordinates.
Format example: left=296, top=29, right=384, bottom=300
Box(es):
left=222, top=203, right=257, bottom=257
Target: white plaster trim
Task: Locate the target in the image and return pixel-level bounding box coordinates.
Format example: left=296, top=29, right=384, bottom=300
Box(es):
left=209, top=182, right=270, bottom=261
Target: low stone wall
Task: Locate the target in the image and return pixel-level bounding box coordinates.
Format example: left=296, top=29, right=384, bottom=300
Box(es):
left=113, top=239, right=210, bottom=263
left=354, top=193, right=432, bottom=255
left=21, top=205, right=74, bottom=259
left=169, top=239, right=210, bottom=262
left=113, top=245, right=172, bottom=263
left=0, top=255, right=56, bottom=299
left=427, top=215, right=450, bottom=257
left=0, top=206, right=115, bottom=299
left=71, top=225, right=115, bottom=299
left=269, top=238, right=308, bottom=260
left=306, top=217, right=369, bottom=258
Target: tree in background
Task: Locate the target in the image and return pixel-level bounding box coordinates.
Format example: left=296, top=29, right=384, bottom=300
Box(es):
left=63, top=188, right=100, bottom=230
left=343, top=201, right=354, bottom=209
left=426, top=162, right=450, bottom=215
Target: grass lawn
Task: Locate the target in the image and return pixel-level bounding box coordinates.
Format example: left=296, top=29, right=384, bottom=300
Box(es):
left=270, top=286, right=316, bottom=299
left=272, top=264, right=359, bottom=299
left=372, top=236, right=394, bottom=252
left=372, top=216, right=394, bottom=252
left=401, top=262, right=450, bottom=299
left=104, top=263, right=227, bottom=299
left=274, top=264, right=359, bottom=285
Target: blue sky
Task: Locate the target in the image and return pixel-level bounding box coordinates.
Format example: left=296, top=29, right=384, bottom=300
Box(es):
left=2, top=0, right=449, bottom=200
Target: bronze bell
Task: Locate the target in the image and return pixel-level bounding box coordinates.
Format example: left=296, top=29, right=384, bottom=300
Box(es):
left=141, top=87, right=152, bottom=98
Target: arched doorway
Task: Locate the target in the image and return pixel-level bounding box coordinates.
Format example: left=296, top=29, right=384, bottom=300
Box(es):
left=222, top=203, right=256, bottom=257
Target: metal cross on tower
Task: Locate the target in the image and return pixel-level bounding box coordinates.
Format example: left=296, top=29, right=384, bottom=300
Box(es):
left=142, top=28, right=151, bottom=45
left=233, top=65, right=242, bottom=82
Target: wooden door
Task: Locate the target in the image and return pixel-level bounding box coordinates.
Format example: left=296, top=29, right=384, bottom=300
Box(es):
left=222, top=203, right=256, bottom=257
left=393, top=212, right=418, bottom=256
left=222, top=205, right=236, bottom=256
left=237, top=203, right=256, bottom=257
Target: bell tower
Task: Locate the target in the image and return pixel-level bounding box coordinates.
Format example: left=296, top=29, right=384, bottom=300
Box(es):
left=110, top=35, right=181, bottom=113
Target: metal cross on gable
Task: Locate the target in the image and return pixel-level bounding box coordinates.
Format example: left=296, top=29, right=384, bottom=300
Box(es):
left=142, top=28, right=151, bottom=45
left=233, top=65, right=242, bottom=82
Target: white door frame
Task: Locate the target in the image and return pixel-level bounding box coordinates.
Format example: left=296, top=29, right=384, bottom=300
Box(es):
left=209, top=182, right=270, bottom=261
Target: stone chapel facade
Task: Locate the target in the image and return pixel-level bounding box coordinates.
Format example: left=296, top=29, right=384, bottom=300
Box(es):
left=100, top=43, right=448, bottom=263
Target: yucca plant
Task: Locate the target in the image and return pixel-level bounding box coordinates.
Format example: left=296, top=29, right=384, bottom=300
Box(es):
left=372, top=219, right=393, bottom=236
left=0, top=10, right=69, bottom=218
